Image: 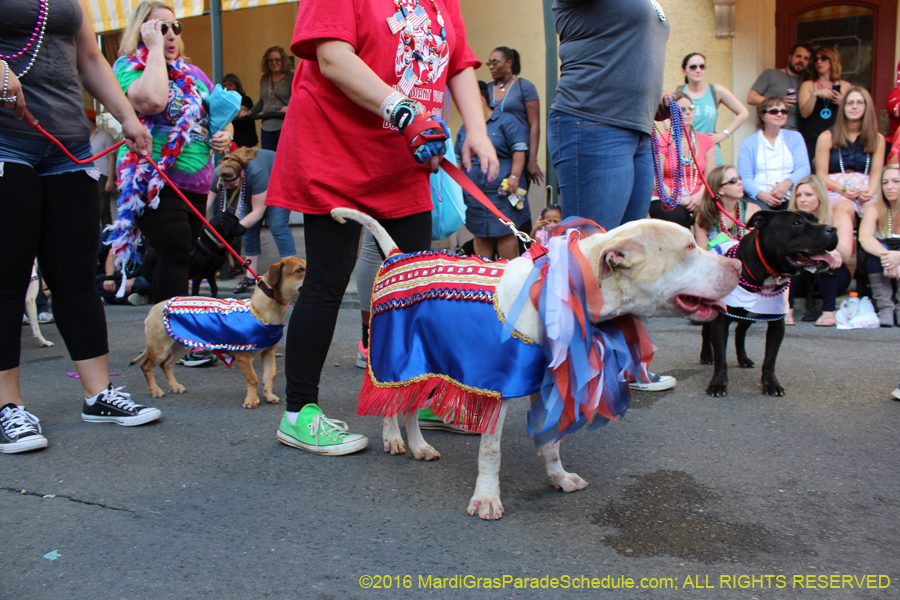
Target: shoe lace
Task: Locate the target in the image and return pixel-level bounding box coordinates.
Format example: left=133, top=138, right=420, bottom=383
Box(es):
left=308, top=413, right=349, bottom=449
left=99, top=386, right=139, bottom=411
left=1, top=405, right=41, bottom=437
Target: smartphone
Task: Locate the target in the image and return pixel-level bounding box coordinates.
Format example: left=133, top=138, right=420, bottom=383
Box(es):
left=834, top=83, right=842, bottom=94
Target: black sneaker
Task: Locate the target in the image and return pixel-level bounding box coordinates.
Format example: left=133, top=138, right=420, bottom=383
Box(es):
left=1, top=403, right=48, bottom=453
left=178, top=348, right=218, bottom=367
left=81, top=384, right=161, bottom=426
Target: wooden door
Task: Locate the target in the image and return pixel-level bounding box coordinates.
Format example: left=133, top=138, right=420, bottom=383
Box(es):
left=776, top=1, right=896, bottom=110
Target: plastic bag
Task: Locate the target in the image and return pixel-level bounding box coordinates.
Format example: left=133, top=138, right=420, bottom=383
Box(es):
left=836, top=296, right=880, bottom=329
left=208, top=84, right=242, bottom=134
left=430, top=136, right=466, bottom=240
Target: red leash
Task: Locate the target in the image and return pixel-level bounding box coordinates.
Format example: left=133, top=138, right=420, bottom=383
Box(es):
left=22, top=109, right=259, bottom=281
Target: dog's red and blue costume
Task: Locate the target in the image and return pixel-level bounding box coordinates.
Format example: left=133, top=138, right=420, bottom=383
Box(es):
left=360, top=219, right=655, bottom=446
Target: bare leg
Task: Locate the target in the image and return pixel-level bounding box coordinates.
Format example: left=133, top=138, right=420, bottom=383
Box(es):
left=72, top=355, right=115, bottom=398
left=473, top=236, right=494, bottom=259
left=538, top=440, right=588, bottom=492
left=496, top=233, right=519, bottom=260
left=404, top=411, right=440, bottom=460
left=467, top=402, right=508, bottom=520
left=0, top=368, right=24, bottom=407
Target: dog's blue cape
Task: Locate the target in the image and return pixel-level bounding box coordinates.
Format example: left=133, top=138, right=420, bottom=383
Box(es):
left=163, top=297, right=284, bottom=355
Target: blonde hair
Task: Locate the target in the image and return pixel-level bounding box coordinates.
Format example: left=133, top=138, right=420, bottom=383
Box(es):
left=218, top=147, right=258, bottom=185
left=876, top=165, right=900, bottom=234
left=119, top=1, right=186, bottom=57
left=789, top=175, right=833, bottom=226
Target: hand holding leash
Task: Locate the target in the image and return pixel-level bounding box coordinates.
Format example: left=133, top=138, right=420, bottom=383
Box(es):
left=398, top=111, right=449, bottom=169
left=1, top=60, right=26, bottom=120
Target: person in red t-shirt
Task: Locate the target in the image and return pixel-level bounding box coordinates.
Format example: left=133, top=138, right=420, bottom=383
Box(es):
left=268, top=0, right=498, bottom=456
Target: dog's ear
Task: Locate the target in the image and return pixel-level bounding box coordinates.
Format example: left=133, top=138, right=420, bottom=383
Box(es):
left=598, top=240, right=642, bottom=279
left=747, top=211, right=775, bottom=230
left=265, top=262, right=282, bottom=288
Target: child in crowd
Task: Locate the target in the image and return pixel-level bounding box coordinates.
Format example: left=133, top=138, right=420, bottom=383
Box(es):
left=530, top=205, right=562, bottom=245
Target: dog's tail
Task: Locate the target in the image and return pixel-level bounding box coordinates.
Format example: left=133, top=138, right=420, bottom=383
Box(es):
left=330, top=208, right=399, bottom=256
left=129, top=350, right=144, bottom=366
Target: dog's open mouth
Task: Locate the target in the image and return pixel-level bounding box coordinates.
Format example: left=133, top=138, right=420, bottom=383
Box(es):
left=786, top=251, right=837, bottom=273
left=674, top=294, right=727, bottom=321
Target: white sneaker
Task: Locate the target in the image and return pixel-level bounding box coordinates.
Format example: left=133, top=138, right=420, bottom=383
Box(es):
left=629, top=373, right=677, bottom=392
left=37, top=312, right=54, bottom=324
left=127, top=293, right=149, bottom=306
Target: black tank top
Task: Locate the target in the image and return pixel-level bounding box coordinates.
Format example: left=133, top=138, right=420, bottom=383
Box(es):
left=827, top=134, right=870, bottom=173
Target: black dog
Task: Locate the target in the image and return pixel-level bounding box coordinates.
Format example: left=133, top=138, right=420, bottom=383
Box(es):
left=700, top=211, right=838, bottom=397
left=189, top=211, right=246, bottom=297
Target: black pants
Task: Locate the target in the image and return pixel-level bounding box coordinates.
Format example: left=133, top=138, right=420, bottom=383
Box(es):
left=0, top=164, right=107, bottom=370
left=284, top=211, right=432, bottom=412
left=789, top=266, right=852, bottom=313
left=135, top=187, right=205, bottom=303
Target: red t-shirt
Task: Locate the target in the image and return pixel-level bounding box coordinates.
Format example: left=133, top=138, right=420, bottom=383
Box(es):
left=265, top=0, right=479, bottom=219
left=657, top=130, right=714, bottom=195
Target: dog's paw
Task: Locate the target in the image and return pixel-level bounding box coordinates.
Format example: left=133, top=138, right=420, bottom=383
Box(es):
left=762, top=380, right=785, bottom=396
left=705, top=382, right=728, bottom=397
left=38, top=339, right=55, bottom=347
left=550, top=471, right=588, bottom=493
left=149, top=387, right=166, bottom=398
left=383, top=436, right=406, bottom=455
left=263, top=393, right=280, bottom=404
left=243, top=396, right=260, bottom=409
left=467, top=493, right=504, bottom=520
left=737, top=356, right=756, bottom=368
left=169, top=383, right=186, bottom=394
left=410, top=442, right=440, bottom=461
left=699, top=352, right=713, bottom=365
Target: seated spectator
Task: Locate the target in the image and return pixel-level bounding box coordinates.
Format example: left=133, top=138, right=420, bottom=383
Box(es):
left=738, top=95, right=810, bottom=210
left=649, top=92, right=715, bottom=228
left=223, top=73, right=259, bottom=149
left=859, top=165, right=900, bottom=326
left=815, top=86, right=884, bottom=221
left=785, top=175, right=852, bottom=326
left=693, top=165, right=760, bottom=248
left=456, top=81, right=529, bottom=260
left=206, top=147, right=297, bottom=294
left=530, top=205, right=562, bottom=246
left=97, top=233, right=150, bottom=306
left=678, top=52, right=749, bottom=166
left=746, top=43, right=813, bottom=132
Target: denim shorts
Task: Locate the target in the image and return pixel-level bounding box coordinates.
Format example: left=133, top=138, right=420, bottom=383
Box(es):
left=0, top=133, right=94, bottom=177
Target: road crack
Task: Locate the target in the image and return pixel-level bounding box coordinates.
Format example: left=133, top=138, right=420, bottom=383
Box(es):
left=2, top=486, right=140, bottom=515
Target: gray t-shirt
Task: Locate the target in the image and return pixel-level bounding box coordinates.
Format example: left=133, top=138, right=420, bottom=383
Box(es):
left=550, top=0, right=669, bottom=135
left=0, top=0, right=91, bottom=141
left=750, top=69, right=803, bottom=131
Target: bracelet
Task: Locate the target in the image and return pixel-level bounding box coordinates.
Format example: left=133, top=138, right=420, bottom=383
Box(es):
left=509, top=175, right=518, bottom=180
left=0, top=60, right=14, bottom=103
left=380, top=91, right=407, bottom=122
left=389, top=98, right=425, bottom=130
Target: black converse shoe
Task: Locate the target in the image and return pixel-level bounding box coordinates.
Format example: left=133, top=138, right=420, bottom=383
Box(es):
left=1, top=403, right=48, bottom=453
left=82, top=384, right=161, bottom=426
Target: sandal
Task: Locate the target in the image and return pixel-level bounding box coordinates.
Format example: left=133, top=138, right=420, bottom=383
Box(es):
left=784, top=312, right=795, bottom=326
left=815, top=312, right=836, bottom=327
left=233, top=276, right=255, bottom=294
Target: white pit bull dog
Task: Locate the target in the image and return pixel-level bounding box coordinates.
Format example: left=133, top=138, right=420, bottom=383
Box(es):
left=333, top=208, right=740, bottom=520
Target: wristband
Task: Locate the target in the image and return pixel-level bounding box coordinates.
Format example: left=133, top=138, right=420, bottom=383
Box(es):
left=380, top=91, right=406, bottom=122
left=391, top=99, right=426, bottom=130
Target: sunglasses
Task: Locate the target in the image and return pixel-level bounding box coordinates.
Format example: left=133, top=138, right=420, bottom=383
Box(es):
left=159, top=20, right=182, bottom=35
left=723, top=176, right=742, bottom=185
left=764, top=108, right=789, bottom=115
left=679, top=104, right=696, bottom=112
left=688, top=64, right=706, bottom=70
left=267, top=58, right=282, bottom=63
left=814, top=56, right=829, bottom=62
left=487, top=59, right=507, bottom=67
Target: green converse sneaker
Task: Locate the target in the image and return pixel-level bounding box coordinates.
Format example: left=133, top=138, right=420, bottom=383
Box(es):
left=417, top=408, right=478, bottom=435
left=276, top=404, right=368, bottom=455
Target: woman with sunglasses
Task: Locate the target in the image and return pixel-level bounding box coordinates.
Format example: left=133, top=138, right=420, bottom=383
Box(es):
left=785, top=175, right=852, bottom=326
left=738, top=95, right=810, bottom=210
left=649, top=92, right=715, bottom=228
left=798, top=46, right=851, bottom=164
left=248, top=46, right=293, bottom=151
left=858, top=166, right=900, bottom=327
left=678, top=52, right=749, bottom=166
left=693, top=165, right=759, bottom=249
left=111, top=3, right=232, bottom=328
left=815, top=86, right=884, bottom=222
left=486, top=47, right=543, bottom=185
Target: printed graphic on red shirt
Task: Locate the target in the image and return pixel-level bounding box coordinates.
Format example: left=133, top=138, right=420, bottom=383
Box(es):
left=387, top=0, right=449, bottom=112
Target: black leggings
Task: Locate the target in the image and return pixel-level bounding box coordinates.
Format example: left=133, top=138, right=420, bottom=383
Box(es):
left=789, top=266, right=852, bottom=313
left=0, top=164, right=107, bottom=370
left=284, top=211, right=432, bottom=412
left=135, top=187, right=205, bottom=302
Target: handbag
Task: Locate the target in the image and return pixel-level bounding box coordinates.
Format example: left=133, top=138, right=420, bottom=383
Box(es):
left=430, top=135, right=466, bottom=240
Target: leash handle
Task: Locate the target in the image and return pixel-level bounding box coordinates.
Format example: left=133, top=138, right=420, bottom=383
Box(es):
left=440, top=158, right=535, bottom=245
left=681, top=129, right=750, bottom=230
left=23, top=107, right=258, bottom=281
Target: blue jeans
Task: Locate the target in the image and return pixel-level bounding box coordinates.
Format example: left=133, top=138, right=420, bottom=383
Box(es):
left=243, top=205, right=296, bottom=257
left=547, top=110, right=653, bottom=230
left=0, top=134, right=92, bottom=176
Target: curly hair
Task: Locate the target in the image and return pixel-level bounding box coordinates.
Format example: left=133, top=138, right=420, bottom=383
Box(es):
left=261, top=46, right=289, bottom=75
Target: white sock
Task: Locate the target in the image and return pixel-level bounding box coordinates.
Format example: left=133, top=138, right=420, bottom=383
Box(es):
left=285, top=411, right=300, bottom=425
left=84, top=384, right=110, bottom=406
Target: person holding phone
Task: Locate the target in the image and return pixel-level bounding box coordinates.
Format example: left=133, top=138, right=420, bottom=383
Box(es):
left=798, top=46, right=852, bottom=164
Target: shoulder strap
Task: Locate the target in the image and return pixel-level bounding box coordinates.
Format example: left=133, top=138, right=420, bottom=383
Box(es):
left=710, top=84, right=718, bottom=107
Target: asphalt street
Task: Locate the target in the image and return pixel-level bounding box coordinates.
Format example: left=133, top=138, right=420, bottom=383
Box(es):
left=3, top=232, right=899, bottom=600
